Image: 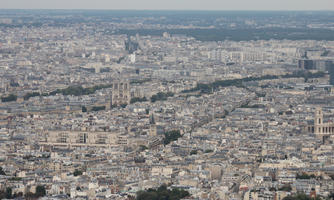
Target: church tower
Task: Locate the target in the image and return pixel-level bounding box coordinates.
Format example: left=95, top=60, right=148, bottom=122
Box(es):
left=314, top=107, right=323, bottom=134
left=149, top=113, right=157, bottom=137
left=111, top=81, right=130, bottom=106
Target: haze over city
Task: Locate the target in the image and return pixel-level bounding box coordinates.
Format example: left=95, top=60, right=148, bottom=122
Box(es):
left=0, top=0, right=333, bottom=10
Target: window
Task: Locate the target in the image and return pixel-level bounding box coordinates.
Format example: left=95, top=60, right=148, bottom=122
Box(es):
left=57, top=132, right=68, bottom=143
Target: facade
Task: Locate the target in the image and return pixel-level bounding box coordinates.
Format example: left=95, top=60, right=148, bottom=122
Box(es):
left=40, top=131, right=126, bottom=148
left=306, top=108, right=334, bottom=141
left=329, top=62, right=334, bottom=85
left=298, top=60, right=314, bottom=70
left=111, top=81, right=131, bottom=106
left=298, top=59, right=333, bottom=71
left=313, top=108, right=334, bottom=135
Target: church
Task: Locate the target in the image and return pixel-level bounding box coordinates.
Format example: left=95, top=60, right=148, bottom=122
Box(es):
left=306, top=107, right=334, bottom=141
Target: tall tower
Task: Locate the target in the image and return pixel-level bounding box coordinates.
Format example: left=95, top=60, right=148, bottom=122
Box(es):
left=314, top=107, right=323, bottom=134
left=149, top=113, right=157, bottom=137
left=328, top=61, right=334, bottom=85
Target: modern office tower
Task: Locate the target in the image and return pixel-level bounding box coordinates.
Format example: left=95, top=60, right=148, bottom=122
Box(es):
left=328, top=62, right=334, bottom=85
left=111, top=81, right=130, bottom=106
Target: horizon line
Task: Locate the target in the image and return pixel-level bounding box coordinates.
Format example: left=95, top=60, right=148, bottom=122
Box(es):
left=0, top=8, right=333, bottom=12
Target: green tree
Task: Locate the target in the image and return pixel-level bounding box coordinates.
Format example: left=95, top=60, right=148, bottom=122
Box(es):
left=92, top=106, right=106, bottom=112
left=12, top=192, right=23, bottom=198
left=205, top=149, right=214, bottom=153
left=151, top=92, right=174, bottom=103
left=1, top=94, right=17, bottom=102
left=23, top=92, right=40, bottom=100
left=35, top=185, right=46, bottom=198
left=5, top=187, right=12, bottom=199
left=0, top=167, right=5, bottom=175
left=139, top=145, right=148, bottom=151
left=136, top=184, right=190, bottom=200
left=82, top=106, right=87, bottom=112
left=73, top=169, right=83, bottom=176
left=130, top=97, right=148, bottom=104
left=279, top=184, right=292, bottom=192
left=296, top=173, right=320, bottom=180
left=190, top=150, right=198, bottom=155
left=283, top=193, right=321, bottom=200
left=163, top=130, right=182, bottom=145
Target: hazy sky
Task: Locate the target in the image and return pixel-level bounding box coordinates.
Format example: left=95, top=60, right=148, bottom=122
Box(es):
left=0, top=0, right=333, bottom=10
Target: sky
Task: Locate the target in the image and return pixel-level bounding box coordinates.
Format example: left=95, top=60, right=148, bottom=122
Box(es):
left=0, top=0, right=333, bottom=10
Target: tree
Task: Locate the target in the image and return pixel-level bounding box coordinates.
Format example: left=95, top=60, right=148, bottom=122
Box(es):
left=151, top=92, right=174, bottom=103
left=279, top=184, right=292, bottom=192
left=25, top=192, right=36, bottom=199
left=190, top=150, right=198, bottom=155
left=205, top=149, right=213, bottom=153
left=73, top=169, right=83, bottom=176
left=130, top=97, right=148, bottom=104
left=12, top=192, right=23, bottom=198
left=139, top=145, right=148, bottom=151
left=5, top=187, right=12, bottom=199
left=0, top=167, right=5, bottom=175
left=296, top=173, right=321, bottom=180
left=92, top=106, right=105, bottom=112
left=35, top=185, right=46, bottom=198
left=1, top=94, right=17, bottom=102
left=136, top=184, right=190, bottom=200
left=283, top=193, right=321, bottom=200
left=23, top=92, right=40, bottom=100
left=136, top=191, right=158, bottom=200
left=82, top=106, right=87, bottom=112
left=163, top=130, right=182, bottom=145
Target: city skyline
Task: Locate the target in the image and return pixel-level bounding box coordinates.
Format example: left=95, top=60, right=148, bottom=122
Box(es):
left=0, top=0, right=333, bottom=10
left=0, top=6, right=334, bottom=200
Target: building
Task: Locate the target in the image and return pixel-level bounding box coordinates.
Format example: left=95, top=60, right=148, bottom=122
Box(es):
left=40, top=131, right=126, bottom=148
left=305, top=108, right=334, bottom=142
left=298, top=59, right=333, bottom=72
left=298, top=60, right=315, bottom=70
left=111, top=81, right=130, bottom=106
left=149, top=113, right=157, bottom=137
left=130, top=54, right=136, bottom=64
left=313, top=108, right=334, bottom=136
left=328, top=62, right=334, bottom=85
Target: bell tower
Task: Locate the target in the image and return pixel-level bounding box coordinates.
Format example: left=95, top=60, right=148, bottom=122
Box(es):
left=314, top=107, right=323, bottom=134
left=149, top=113, right=157, bottom=137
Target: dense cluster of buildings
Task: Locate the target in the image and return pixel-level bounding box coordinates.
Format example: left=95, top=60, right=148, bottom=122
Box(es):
left=0, top=11, right=334, bottom=200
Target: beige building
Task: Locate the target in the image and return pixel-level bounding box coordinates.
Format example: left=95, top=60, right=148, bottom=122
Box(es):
left=111, top=81, right=130, bottom=106
left=306, top=107, right=334, bottom=141
left=40, top=130, right=127, bottom=148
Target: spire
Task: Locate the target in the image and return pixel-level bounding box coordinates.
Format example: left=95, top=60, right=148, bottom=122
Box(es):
left=150, top=113, right=155, bottom=125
